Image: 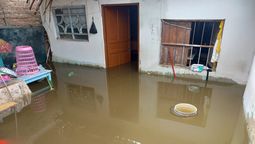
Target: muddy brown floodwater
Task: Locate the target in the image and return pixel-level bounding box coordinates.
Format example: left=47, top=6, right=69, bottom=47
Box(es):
left=0, top=63, right=249, bottom=144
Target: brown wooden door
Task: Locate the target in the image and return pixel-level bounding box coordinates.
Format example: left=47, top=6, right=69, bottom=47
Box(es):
left=103, top=6, right=131, bottom=68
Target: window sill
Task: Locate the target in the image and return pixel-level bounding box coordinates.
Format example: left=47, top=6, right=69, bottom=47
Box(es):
left=56, top=37, right=89, bottom=42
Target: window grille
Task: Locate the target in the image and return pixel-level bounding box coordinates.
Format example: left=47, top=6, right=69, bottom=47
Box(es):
left=160, top=20, right=224, bottom=69
left=53, top=6, right=89, bottom=40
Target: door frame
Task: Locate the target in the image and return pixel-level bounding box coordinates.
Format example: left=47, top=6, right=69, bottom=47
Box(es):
left=102, top=3, right=140, bottom=69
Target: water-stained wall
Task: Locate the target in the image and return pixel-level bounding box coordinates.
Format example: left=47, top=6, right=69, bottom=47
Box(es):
left=41, top=0, right=255, bottom=84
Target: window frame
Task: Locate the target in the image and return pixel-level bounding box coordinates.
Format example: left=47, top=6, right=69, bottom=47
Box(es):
left=160, top=19, right=225, bottom=69
left=52, top=5, right=89, bottom=41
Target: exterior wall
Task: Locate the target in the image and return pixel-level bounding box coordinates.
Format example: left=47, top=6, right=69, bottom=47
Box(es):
left=41, top=0, right=255, bottom=84
left=0, top=0, right=41, bottom=26
left=243, top=56, right=255, bottom=143
left=40, top=0, right=106, bottom=67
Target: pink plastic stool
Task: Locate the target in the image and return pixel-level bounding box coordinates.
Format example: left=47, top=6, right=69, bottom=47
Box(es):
left=16, top=46, right=39, bottom=76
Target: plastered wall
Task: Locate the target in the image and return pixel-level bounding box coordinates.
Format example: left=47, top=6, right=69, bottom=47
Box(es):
left=41, top=0, right=255, bottom=84
left=243, top=56, right=255, bottom=143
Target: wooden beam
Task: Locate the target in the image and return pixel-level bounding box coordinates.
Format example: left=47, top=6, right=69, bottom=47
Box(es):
left=162, top=42, right=214, bottom=48
left=36, top=0, right=44, bottom=11
left=29, top=0, right=36, bottom=10
left=43, top=0, right=53, bottom=15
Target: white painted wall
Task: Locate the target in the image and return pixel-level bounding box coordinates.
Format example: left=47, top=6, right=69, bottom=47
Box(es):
left=40, top=0, right=106, bottom=67
left=243, top=56, right=255, bottom=119
left=139, top=0, right=255, bottom=84
left=41, top=0, right=255, bottom=84
left=243, top=57, right=255, bottom=121
left=243, top=56, right=255, bottom=143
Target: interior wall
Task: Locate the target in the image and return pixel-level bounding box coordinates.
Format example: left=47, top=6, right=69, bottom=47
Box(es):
left=41, top=0, right=255, bottom=83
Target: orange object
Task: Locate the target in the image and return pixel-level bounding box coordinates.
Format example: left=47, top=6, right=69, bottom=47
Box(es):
left=0, top=39, right=12, bottom=53
left=0, top=140, right=9, bottom=144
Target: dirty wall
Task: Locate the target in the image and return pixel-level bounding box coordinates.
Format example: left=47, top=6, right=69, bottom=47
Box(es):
left=41, top=0, right=255, bottom=84
left=0, top=0, right=47, bottom=67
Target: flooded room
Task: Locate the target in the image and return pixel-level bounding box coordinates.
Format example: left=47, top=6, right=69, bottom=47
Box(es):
left=0, top=0, right=254, bottom=144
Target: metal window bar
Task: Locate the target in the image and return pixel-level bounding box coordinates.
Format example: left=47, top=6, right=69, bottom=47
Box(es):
left=162, top=43, right=214, bottom=66
left=162, top=43, right=214, bottom=48
left=197, top=22, right=205, bottom=64
left=181, top=29, right=187, bottom=64
left=53, top=6, right=88, bottom=40
left=189, top=22, right=196, bottom=67
left=161, top=20, right=220, bottom=68
left=68, top=8, right=75, bottom=39
left=206, top=23, right=215, bottom=66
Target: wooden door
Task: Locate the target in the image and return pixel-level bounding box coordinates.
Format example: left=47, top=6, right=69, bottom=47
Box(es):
left=103, top=6, right=131, bottom=68
left=160, top=21, right=191, bottom=66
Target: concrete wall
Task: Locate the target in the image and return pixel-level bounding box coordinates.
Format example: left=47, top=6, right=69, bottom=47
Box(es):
left=0, top=0, right=41, bottom=26
left=41, top=0, right=255, bottom=84
left=243, top=56, right=255, bottom=143
left=244, top=56, right=255, bottom=121
left=140, top=0, right=255, bottom=85
left=40, top=0, right=106, bottom=67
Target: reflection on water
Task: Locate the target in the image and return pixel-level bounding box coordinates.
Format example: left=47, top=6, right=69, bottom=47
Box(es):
left=67, top=84, right=97, bottom=112
left=157, top=82, right=211, bottom=126
left=0, top=63, right=248, bottom=144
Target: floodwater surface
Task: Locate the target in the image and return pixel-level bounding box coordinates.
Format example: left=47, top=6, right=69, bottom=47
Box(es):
left=0, top=63, right=248, bottom=144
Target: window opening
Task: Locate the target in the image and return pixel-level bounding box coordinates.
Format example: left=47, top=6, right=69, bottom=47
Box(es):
left=160, top=20, right=224, bottom=70
left=53, top=6, right=89, bottom=41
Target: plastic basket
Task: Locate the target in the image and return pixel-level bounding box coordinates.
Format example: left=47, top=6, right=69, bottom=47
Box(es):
left=16, top=46, right=39, bottom=76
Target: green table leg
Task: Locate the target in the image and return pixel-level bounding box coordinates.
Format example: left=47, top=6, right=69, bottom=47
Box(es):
left=46, top=74, right=53, bottom=90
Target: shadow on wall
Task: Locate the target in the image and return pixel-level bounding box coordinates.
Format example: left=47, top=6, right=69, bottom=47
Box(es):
left=0, top=27, right=46, bottom=68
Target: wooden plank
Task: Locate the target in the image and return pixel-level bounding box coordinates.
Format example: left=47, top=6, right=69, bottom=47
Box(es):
left=35, top=0, right=44, bottom=11
left=162, top=43, right=214, bottom=48
left=43, top=0, right=53, bottom=15
left=162, top=20, right=191, bottom=30
left=29, top=0, right=36, bottom=10
left=0, top=102, right=17, bottom=112
left=104, top=6, right=130, bottom=68
left=160, top=21, right=191, bottom=65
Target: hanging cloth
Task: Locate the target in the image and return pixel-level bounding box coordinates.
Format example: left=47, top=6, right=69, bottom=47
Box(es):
left=89, top=17, right=98, bottom=34
left=211, top=21, right=224, bottom=63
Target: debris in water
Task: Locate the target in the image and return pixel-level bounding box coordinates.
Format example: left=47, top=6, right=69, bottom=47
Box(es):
left=68, top=72, right=74, bottom=77
left=188, top=85, right=200, bottom=93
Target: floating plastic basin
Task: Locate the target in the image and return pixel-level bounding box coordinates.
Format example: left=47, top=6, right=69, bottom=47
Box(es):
left=173, top=103, right=197, bottom=117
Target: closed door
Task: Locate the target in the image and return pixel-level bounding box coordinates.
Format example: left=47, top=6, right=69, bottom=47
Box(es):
left=103, top=6, right=131, bottom=68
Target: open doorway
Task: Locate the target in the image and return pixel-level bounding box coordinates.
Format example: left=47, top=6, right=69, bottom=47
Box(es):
left=102, top=4, right=139, bottom=68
